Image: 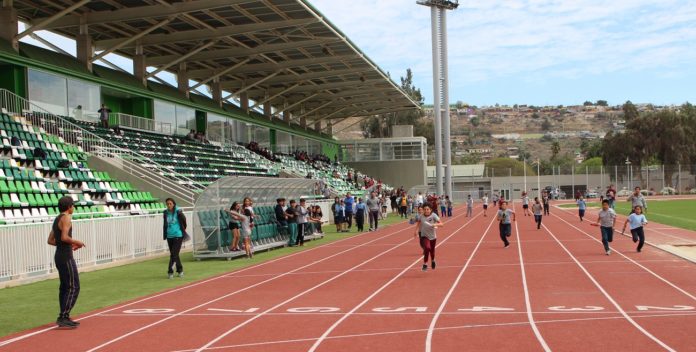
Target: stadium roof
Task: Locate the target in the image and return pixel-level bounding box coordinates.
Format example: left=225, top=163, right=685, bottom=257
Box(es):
left=12, top=0, right=419, bottom=124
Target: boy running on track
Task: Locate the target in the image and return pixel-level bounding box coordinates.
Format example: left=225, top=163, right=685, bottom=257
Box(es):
left=521, top=192, right=530, bottom=216
left=591, top=199, right=617, bottom=255
left=622, top=205, right=648, bottom=252
left=542, top=192, right=551, bottom=215
left=532, top=197, right=543, bottom=229
left=577, top=196, right=587, bottom=222
left=497, top=201, right=516, bottom=248
left=492, top=193, right=499, bottom=208
left=627, top=187, right=648, bottom=214
left=482, top=193, right=489, bottom=217
left=414, top=204, right=442, bottom=271
left=466, top=195, right=474, bottom=217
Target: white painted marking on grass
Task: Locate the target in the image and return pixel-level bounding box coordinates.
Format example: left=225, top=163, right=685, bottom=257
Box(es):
left=513, top=202, right=553, bottom=352
left=0, top=220, right=415, bottom=348
left=308, top=214, right=486, bottom=352
left=541, top=223, right=677, bottom=352
left=80, top=221, right=424, bottom=352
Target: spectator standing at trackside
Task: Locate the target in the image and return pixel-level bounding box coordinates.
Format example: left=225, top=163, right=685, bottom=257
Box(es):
left=542, top=192, right=551, bottom=216
left=163, top=198, right=187, bottom=279
left=275, top=198, right=288, bottom=237
left=407, top=195, right=414, bottom=215
left=228, top=202, right=242, bottom=251
left=439, top=196, right=447, bottom=218
left=97, top=104, right=111, bottom=129
left=286, top=199, right=298, bottom=246
left=466, top=195, right=474, bottom=217
left=399, top=193, right=408, bottom=218
left=577, top=196, right=587, bottom=222
left=482, top=193, right=489, bottom=217
left=47, top=196, right=85, bottom=328
left=591, top=199, right=616, bottom=255
left=390, top=192, right=398, bottom=214
left=532, top=197, right=543, bottom=229
left=228, top=207, right=253, bottom=258
left=497, top=201, right=516, bottom=248
left=366, top=192, right=381, bottom=231
left=355, top=197, right=367, bottom=232
left=344, top=192, right=355, bottom=231
left=446, top=196, right=453, bottom=217
left=627, top=187, right=648, bottom=214
left=295, top=199, right=309, bottom=246
left=331, top=197, right=345, bottom=233
left=522, top=192, right=530, bottom=216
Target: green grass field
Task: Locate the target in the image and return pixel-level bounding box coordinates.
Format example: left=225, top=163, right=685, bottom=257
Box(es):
left=559, top=199, right=696, bottom=231
left=0, top=215, right=408, bottom=337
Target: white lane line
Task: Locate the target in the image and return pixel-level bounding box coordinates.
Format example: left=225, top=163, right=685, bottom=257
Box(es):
left=541, top=223, right=676, bottom=352
left=308, top=214, right=488, bottom=352
left=513, top=202, right=552, bottom=352
left=81, top=219, right=426, bottom=352
left=193, top=230, right=428, bottom=352
left=170, top=312, right=696, bottom=352
left=552, top=210, right=696, bottom=301
left=0, top=220, right=415, bottom=348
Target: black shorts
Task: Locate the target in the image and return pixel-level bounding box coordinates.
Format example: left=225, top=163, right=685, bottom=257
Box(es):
left=523, top=204, right=529, bottom=209
left=499, top=223, right=512, bottom=236
left=229, top=222, right=239, bottom=230
left=483, top=204, right=488, bottom=209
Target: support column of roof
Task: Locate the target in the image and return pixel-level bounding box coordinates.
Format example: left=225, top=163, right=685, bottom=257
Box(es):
left=240, top=92, right=249, bottom=112
left=76, top=23, right=92, bottom=72
left=177, top=62, right=189, bottom=98
left=283, top=100, right=291, bottom=124
left=314, top=120, right=322, bottom=133
left=211, top=78, right=222, bottom=107
left=0, top=3, right=18, bottom=51
left=263, top=91, right=271, bottom=119
left=133, top=45, right=146, bottom=86
left=299, top=104, right=307, bottom=129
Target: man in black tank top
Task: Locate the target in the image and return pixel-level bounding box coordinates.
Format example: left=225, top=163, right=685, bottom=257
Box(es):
left=47, top=196, right=85, bottom=328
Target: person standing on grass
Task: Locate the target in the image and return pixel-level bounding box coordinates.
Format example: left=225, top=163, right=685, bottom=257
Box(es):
left=229, top=202, right=242, bottom=251
left=532, top=197, right=543, bottom=229
left=622, top=205, right=648, bottom=252
left=446, top=196, right=453, bottom=217
left=542, top=192, right=551, bottom=216
left=355, top=197, right=367, bottom=232
left=344, top=192, right=355, bottom=231
left=414, top=204, right=442, bottom=272
left=286, top=199, right=298, bottom=246
left=367, top=191, right=380, bottom=231
left=466, top=195, right=474, bottom=217
left=606, top=185, right=616, bottom=209
left=482, top=193, right=489, bottom=217
left=295, top=199, right=309, bottom=246
left=591, top=199, right=617, bottom=255
left=47, top=196, right=85, bottom=328
left=577, top=196, right=587, bottom=222
left=627, top=187, right=648, bottom=214
left=399, top=193, right=409, bottom=219
left=163, top=198, right=187, bottom=279
left=228, top=207, right=253, bottom=258
left=497, top=201, right=516, bottom=248
left=521, top=192, right=530, bottom=216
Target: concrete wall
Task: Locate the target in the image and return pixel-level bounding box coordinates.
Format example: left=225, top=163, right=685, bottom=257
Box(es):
left=346, top=159, right=427, bottom=190
left=490, top=174, right=611, bottom=199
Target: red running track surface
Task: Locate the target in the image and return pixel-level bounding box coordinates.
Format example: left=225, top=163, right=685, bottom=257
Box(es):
left=1, top=204, right=695, bottom=352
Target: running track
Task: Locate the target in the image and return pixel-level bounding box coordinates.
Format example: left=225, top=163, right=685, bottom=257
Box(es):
left=1, top=204, right=695, bottom=352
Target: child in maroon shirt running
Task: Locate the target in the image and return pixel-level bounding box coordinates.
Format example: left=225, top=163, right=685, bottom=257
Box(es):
left=414, top=204, right=443, bottom=271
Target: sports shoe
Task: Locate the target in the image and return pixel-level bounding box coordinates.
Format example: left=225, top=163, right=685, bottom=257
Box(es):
left=606, top=250, right=611, bottom=255
left=66, top=318, right=80, bottom=326
left=431, top=261, right=436, bottom=270
left=504, top=244, right=510, bottom=248
left=56, top=318, right=77, bottom=328
left=637, top=248, right=642, bottom=253
left=177, top=272, right=184, bottom=278
left=168, top=273, right=174, bottom=279
left=422, top=264, right=428, bottom=271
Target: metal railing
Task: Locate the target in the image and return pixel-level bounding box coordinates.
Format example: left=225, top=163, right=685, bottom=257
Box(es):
left=109, top=112, right=173, bottom=135
left=0, top=89, right=201, bottom=205
left=0, top=211, right=192, bottom=286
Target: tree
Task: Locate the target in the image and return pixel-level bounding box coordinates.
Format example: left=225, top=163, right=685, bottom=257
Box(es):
left=551, top=140, right=561, bottom=159
left=575, top=157, right=603, bottom=173
left=455, top=100, right=465, bottom=109
left=583, top=101, right=594, bottom=106
left=622, top=100, right=639, bottom=121
left=541, top=118, right=551, bottom=131
left=531, top=112, right=540, bottom=119
left=596, top=100, right=608, bottom=107
left=485, top=158, right=536, bottom=176
left=470, top=116, right=480, bottom=127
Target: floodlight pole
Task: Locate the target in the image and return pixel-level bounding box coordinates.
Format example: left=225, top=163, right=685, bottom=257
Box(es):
left=419, top=0, right=458, bottom=197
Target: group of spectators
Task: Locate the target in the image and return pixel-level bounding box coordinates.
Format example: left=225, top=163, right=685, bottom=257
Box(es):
left=186, top=130, right=209, bottom=144
left=246, top=141, right=280, bottom=162
left=274, top=197, right=324, bottom=247
left=331, top=192, right=384, bottom=232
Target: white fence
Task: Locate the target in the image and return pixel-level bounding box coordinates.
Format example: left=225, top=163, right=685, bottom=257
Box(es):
left=0, top=212, right=192, bottom=286
left=110, top=112, right=173, bottom=135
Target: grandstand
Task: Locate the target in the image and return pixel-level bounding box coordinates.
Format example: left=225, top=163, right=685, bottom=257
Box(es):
left=0, top=0, right=418, bottom=277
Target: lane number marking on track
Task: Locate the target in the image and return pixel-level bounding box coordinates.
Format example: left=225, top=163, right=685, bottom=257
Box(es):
left=636, top=305, right=695, bottom=311
left=458, top=307, right=516, bottom=312
left=548, top=306, right=605, bottom=312
left=372, top=307, right=428, bottom=313
left=287, top=307, right=341, bottom=313
left=207, top=308, right=260, bottom=313
left=123, top=309, right=175, bottom=314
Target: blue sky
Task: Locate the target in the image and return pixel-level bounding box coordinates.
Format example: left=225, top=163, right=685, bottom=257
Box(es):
left=311, top=0, right=696, bottom=106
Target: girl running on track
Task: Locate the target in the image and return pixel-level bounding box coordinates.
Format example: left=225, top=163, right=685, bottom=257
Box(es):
left=414, top=204, right=442, bottom=271
left=521, top=192, right=530, bottom=216
left=622, top=205, right=648, bottom=252
left=532, top=197, right=543, bottom=229
left=577, top=196, right=587, bottom=222
left=591, top=199, right=617, bottom=255
left=482, top=193, right=489, bottom=217
left=497, top=201, right=516, bottom=248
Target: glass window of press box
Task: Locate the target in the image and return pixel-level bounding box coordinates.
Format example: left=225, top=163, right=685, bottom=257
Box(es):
left=340, top=139, right=426, bottom=162
left=28, top=69, right=100, bottom=119
left=154, top=100, right=197, bottom=136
